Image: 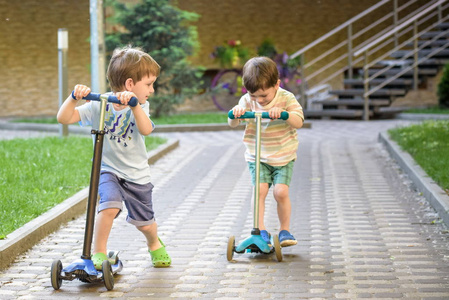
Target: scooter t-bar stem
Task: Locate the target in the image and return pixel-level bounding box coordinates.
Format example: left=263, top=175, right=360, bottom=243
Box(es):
left=71, top=91, right=138, bottom=107
left=228, top=110, right=289, bottom=120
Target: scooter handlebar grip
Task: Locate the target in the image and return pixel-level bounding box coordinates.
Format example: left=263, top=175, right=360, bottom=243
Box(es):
left=228, top=110, right=289, bottom=120
left=71, top=91, right=138, bottom=107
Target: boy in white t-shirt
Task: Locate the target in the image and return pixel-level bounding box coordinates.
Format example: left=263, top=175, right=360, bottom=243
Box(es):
left=57, top=46, right=170, bottom=268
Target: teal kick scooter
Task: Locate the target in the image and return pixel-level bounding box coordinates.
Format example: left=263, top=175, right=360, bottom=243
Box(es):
left=51, top=92, right=137, bottom=291
left=226, top=111, right=289, bottom=262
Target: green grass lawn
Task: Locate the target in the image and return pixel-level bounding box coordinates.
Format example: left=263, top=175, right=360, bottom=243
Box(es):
left=388, top=120, right=449, bottom=193
left=12, top=112, right=228, bottom=125
left=404, top=107, right=449, bottom=114
left=0, top=135, right=166, bottom=239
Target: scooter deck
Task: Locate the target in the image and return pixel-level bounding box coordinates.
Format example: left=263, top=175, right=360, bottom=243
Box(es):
left=235, top=234, right=273, bottom=254
left=60, top=252, right=123, bottom=283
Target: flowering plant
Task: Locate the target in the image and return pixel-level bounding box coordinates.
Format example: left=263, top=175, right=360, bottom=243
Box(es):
left=211, top=40, right=250, bottom=68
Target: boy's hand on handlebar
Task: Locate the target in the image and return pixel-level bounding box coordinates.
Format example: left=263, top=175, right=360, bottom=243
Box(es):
left=268, top=107, right=284, bottom=119
left=115, top=91, right=138, bottom=107
left=231, top=105, right=246, bottom=118
left=73, top=84, right=91, bottom=100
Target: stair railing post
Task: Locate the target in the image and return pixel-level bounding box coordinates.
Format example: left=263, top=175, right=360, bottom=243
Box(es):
left=363, top=50, right=370, bottom=121
left=347, top=23, right=353, bottom=80
left=393, top=0, right=398, bottom=48
left=413, top=20, right=418, bottom=91
left=300, top=53, right=307, bottom=109
left=438, top=3, right=442, bottom=22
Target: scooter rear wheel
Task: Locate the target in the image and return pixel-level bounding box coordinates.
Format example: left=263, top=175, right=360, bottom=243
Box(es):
left=273, top=234, right=283, bottom=262
left=102, top=260, right=114, bottom=290
left=227, top=236, right=235, bottom=261
left=50, top=260, right=63, bottom=290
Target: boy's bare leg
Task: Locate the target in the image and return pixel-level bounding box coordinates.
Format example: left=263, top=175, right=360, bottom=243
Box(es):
left=93, top=208, right=120, bottom=255
left=252, top=183, right=269, bottom=230
left=273, top=183, right=291, bottom=231
left=137, top=222, right=162, bottom=251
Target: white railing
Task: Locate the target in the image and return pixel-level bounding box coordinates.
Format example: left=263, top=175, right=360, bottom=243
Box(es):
left=354, top=0, right=448, bottom=120
left=289, top=0, right=446, bottom=110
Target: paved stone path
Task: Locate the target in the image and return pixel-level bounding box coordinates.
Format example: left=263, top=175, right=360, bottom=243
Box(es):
left=1, top=120, right=449, bottom=299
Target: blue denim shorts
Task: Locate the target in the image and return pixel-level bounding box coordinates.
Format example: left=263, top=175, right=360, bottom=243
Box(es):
left=247, top=161, right=294, bottom=187
left=98, top=171, right=155, bottom=226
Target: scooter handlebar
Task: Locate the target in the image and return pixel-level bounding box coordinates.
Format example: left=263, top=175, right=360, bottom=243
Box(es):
left=228, top=110, right=289, bottom=120
left=71, top=91, right=138, bottom=107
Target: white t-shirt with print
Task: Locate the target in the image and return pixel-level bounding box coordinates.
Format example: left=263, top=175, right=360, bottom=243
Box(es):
left=77, top=101, right=151, bottom=184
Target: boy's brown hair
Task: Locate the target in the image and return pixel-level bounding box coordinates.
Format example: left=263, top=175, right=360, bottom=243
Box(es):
left=107, top=46, right=160, bottom=92
left=242, top=56, right=279, bottom=93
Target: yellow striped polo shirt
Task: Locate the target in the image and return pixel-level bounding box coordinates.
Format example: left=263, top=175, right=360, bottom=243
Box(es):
left=237, top=88, right=304, bottom=167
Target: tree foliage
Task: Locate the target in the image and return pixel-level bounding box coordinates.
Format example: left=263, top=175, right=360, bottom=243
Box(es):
left=106, top=0, right=204, bottom=117
left=437, top=63, right=449, bottom=108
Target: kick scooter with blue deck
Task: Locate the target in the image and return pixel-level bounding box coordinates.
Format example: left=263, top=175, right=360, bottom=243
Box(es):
left=51, top=92, right=137, bottom=291
left=226, top=110, right=289, bottom=262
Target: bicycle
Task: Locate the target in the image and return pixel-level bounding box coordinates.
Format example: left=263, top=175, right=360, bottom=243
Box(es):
left=210, top=53, right=303, bottom=111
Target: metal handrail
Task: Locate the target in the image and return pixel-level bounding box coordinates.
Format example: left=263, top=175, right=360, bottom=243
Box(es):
left=355, top=0, right=447, bottom=56
left=288, top=0, right=441, bottom=109
left=290, top=0, right=391, bottom=59
left=357, top=1, right=449, bottom=120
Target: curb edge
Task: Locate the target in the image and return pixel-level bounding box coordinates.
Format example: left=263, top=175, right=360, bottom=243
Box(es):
left=0, top=138, right=179, bottom=270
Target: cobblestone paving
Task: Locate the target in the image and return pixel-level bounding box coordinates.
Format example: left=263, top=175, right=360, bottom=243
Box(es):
left=1, top=120, right=449, bottom=299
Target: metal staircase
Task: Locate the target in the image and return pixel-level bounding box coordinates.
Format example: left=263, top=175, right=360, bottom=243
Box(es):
left=290, top=0, right=449, bottom=120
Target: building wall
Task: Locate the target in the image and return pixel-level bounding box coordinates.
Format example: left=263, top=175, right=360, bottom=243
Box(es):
left=176, top=0, right=386, bottom=69
left=0, top=0, right=90, bottom=118
left=0, top=0, right=431, bottom=117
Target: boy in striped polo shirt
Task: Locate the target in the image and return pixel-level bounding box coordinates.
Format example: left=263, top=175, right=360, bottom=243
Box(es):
left=228, top=56, right=304, bottom=247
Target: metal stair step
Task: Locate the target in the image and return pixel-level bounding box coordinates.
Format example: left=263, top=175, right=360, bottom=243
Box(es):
left=376, top=58, right=449, bottom=67
left=390, top=49, right=449, bottom=59
left=436, top=22, right=449, bottom=30
left=405, top=39, right=449, bottom=48
left=365, top=68, right=438, bottom=77
left=313, top=98, right=390, bottom=106
left=329, top=88, right=406, bottom=97
left=420, top=31, right=449, bottom=39
left=304, top=109, right=370, bottom=118
left=344, top=78, right=415, bottom=87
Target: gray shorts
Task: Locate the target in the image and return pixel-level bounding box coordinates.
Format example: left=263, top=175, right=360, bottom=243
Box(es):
left=98, top=171, right=155, bottom=226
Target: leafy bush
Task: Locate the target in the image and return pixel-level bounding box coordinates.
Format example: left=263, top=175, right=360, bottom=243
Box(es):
left=211, top=40, right=250, bottom=68
left=106, top=0, right=205, bottom=117
left=437, top=63, right=449, bottom=108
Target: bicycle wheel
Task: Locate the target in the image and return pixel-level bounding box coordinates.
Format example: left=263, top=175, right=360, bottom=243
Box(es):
left=211, top=69, right=244, bottom=111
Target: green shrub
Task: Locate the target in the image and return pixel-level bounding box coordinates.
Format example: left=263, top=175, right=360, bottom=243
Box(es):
left=437, top=63, right=449, bottom=108
left=106, top=0, right=205, bottom=117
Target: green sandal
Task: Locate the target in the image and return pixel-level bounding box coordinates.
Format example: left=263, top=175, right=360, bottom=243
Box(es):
left=92, top=252, right=109, bottom=270
left=149, top=238, right=171, bottom=268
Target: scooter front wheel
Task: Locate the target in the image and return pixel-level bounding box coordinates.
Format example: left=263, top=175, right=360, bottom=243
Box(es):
left=50, top=260, right=63, bottom=290
left=273, top=234, right=283, bottom=262
left=227, top=236, right=235, bottom=261
left=102, top=260, right=114, bottom=290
